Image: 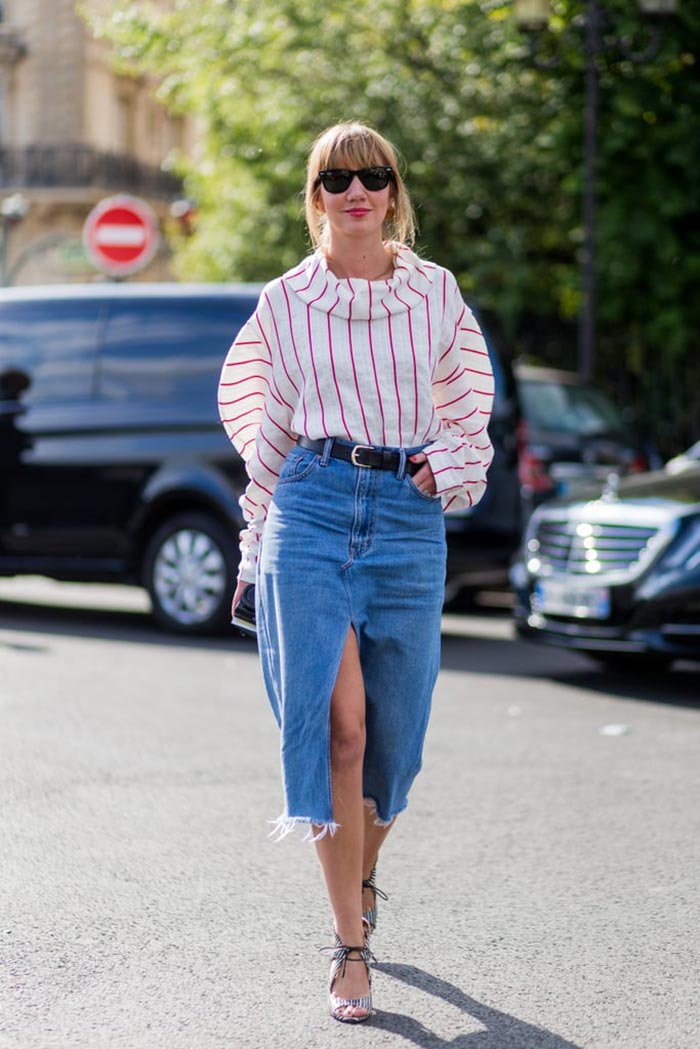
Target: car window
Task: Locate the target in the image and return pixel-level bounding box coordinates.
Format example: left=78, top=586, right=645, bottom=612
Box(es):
left=519, top=380, right=624, bottom=436
left=470, top=308, right=515, bottom=421
left=0, top=300, right=101, bottom=403
left=487, top=345, right=508, bottom=416
left=98, top=298, right=256, bottom=403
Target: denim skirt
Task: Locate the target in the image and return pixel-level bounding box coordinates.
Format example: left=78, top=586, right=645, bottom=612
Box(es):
left=257, top=438, right=447, bottom=840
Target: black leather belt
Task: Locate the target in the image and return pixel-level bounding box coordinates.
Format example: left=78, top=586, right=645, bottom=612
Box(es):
left=297, top=436, right=421, bottom=475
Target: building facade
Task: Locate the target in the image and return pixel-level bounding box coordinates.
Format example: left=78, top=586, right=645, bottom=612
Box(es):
left=0, top=0, right=193, bottom=283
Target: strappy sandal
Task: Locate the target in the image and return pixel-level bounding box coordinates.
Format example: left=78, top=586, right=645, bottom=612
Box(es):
left=321, top=936, right=376, bottom=1023
left=362, top=864, right=388, bottom=937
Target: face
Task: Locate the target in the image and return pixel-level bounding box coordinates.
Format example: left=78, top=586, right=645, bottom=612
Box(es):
left=316, top=160, right=394, bottom=240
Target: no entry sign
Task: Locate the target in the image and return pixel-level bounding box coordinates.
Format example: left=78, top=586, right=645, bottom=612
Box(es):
left=83, top=195, right=160, bottom=277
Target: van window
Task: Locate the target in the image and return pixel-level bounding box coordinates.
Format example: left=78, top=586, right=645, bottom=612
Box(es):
left=0, top=300, right=101, bottom=403
left=98, top=298, right=254, bottom=402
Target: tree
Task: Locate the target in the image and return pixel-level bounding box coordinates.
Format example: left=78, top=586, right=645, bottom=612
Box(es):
left=85, top=2, right=568, bottom=312
left=86, top=0, right=700, bottom=453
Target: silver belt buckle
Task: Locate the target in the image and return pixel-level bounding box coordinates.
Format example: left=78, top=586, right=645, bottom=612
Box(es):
left=350, top=444, right=374, bottom=468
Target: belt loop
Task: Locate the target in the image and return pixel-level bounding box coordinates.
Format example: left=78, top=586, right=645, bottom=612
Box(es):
left=396, top=448, right=407, bottom=481
left=320, top=437, right=334, bottom=466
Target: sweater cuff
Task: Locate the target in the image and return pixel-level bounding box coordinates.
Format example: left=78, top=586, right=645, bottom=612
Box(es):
left=237, top=542, right=258, bottom=585
left=424, top=445, right=464, bottom=495
left=237, top=564, right=257, bottom=585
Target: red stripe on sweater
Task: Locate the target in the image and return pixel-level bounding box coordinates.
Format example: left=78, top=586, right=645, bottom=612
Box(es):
left=382, top=300, right=403, bottom=445
left=281, top=280, right=308, bottom=434
left=306, top=302, right=327, bottom=435
left=260, top=428, right=287, bottom=461
left=326, top=294, right=352, bottom=439
left=435, top=390, right=473, bottom=411
left=225, top=356, right=268, bottom=368
left=265, top=289, right=300, bottom=396
left=346, top=282, right=371, bottom=444
left=367, top=283, right=387, bottom=445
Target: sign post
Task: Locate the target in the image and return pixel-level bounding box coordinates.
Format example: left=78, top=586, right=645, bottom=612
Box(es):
left=83, top=195, right=160, bottom=278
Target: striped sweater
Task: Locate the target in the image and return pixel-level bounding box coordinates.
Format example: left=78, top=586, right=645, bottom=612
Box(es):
left=218, top=244, right=495, bottom=583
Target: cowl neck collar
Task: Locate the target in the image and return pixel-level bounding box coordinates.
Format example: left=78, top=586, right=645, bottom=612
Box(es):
left=282, top=243, right=434, bottom=320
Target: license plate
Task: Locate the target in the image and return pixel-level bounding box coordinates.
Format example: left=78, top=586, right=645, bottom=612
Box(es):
left=533, top=579, right=611, bottom=620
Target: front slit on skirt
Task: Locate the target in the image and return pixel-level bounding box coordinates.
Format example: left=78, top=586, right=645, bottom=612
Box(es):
left=256, top=443, right=446, bottom=841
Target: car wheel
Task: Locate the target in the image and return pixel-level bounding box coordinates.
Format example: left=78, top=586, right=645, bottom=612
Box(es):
left=143, top=511, right=237, bottom=635
left=587, top=652, right=673, bottom=673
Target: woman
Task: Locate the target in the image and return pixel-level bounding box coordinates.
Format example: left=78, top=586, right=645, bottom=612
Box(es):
left=218, top=121, right=494, bottom=1023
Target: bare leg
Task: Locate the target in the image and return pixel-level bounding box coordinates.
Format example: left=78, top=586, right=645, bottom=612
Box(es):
left=315, top=627, right=370, bottom=1019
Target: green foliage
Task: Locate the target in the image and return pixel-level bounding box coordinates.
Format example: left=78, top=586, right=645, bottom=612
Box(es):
left=85, top=0, right=700, bottom=453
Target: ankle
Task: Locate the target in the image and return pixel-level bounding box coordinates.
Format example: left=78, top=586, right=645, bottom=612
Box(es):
left=362, top=858, right=378, bottom=883
left=334, top=924, right=366, bottom=948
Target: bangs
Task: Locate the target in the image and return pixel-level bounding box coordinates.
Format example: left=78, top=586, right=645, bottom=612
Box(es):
left=317, top=129, right=393, bottom=173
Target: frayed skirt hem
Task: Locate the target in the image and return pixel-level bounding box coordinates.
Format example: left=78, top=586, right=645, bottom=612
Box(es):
left=267, top=813, right=340, bottom=843
left=363, top=796, right=404, bottom=827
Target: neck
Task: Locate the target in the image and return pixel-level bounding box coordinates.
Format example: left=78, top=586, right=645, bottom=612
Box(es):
left=324, top=234, right=393, bottom=281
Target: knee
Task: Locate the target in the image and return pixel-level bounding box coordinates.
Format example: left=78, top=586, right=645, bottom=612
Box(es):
left=330, top=720, right=366, bottom=770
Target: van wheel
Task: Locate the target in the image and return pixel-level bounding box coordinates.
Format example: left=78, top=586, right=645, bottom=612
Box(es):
left=143, top=512, right=237, bottom=635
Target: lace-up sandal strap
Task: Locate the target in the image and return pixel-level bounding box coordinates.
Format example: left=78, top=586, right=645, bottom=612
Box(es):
left=361, top=864, right=388, bottom=936
left=320, top=941, right=376, bottom=971
left=362, top=876, right=388, bottom=902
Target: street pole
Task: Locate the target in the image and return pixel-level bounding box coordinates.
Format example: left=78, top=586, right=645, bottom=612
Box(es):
left=579, top=0, right=601, bottom=382
left=515, top=0, right=677, bottom=383
left=0, top=194, right=31, bottom=285
left=0, top=217, right=8, bottom=286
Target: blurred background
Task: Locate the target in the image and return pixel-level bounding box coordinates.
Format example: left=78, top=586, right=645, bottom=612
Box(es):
left=0, top=0, right=197, bottom=285
left=1, top=0, right=696, bottom=456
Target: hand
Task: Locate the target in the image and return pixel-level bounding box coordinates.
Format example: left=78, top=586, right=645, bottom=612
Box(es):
left=409, top=453, right=437, bottom=496
left=231, top=578, right=250, bottom=617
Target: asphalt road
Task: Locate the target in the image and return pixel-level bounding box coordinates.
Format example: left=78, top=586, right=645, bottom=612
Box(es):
left=1, top=579, right=698, bottom=1049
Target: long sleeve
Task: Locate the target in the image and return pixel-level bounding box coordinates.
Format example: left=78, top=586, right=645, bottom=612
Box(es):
left=424, top=272, right=495, bottom=512
left=218, top=300, right=296, bottom=582
left=218, top=249, right=497, bottom=577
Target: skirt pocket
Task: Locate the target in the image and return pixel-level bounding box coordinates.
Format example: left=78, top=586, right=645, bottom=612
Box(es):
left=405, top=474, right=441, bottom=502
left=276, top=448, right=320, bottom=485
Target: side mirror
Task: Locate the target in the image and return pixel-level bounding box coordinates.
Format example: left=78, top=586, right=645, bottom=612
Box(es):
left=0, top=368, right=31, bottom=400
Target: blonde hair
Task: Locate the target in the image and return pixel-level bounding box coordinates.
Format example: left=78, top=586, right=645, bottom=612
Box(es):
left=304, top=122, right=416, bottom=249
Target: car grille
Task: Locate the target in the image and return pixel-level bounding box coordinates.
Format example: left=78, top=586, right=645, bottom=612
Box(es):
left=534, top=519, right=660, bottom=576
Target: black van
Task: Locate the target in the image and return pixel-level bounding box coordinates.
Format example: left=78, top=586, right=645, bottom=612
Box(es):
left=0, top=284, right=522, bottom=634
left=0, top=283, right=261, bottom=633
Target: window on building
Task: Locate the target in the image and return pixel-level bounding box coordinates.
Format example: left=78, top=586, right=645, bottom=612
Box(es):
left=116, top=92, right=136, bottom=155
left=163, top=115, right=185, bottom=155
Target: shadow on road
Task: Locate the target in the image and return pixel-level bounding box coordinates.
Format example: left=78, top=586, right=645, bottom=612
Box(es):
left=372, top=962, right=581, bottom=1048
left=441, top=629, right=700, bottom=711
left=2, top=595, right=697, bottom=710
left=0, top=597, right=244, bottom=652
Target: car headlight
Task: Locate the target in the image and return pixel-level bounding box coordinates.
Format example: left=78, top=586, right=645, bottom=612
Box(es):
left=521, top=514, right=547, bottom=575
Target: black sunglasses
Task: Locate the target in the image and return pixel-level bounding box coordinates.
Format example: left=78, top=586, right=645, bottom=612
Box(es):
left=316, top=166, right=395, bottom=194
